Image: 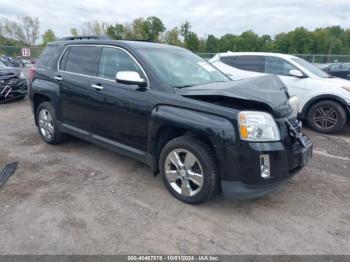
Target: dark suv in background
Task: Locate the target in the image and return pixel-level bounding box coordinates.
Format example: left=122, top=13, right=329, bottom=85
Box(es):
left=28, top=36, right=312, bottom=204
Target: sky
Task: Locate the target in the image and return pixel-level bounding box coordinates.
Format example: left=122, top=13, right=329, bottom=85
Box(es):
left=0, top=0, right=350, bottom=38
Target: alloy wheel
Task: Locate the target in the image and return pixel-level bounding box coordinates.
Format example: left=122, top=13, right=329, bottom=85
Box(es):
left=38, top=108, right=55, bottom=140
left=313, top=106, right=339, bottom=130
left=164, top=149, right=204, bottom=197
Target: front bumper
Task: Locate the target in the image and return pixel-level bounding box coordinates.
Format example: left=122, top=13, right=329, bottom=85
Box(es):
left=220, top=119, right=312, bottom=199
left=0, top=80, right=27, bottom=103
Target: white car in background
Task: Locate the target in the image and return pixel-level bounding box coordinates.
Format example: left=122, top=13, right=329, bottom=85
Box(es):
left=210, top=52, right=350, bottom=133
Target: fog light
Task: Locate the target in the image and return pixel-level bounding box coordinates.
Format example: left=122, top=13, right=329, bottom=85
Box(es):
left=260, top=154, right=270, bottom=178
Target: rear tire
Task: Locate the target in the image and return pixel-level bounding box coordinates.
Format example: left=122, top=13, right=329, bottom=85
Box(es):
left=307, top=100, right=347, bottom=134
left=159, top=136, right=218, bottom=204
left=36, top=102, right=66, bottom=144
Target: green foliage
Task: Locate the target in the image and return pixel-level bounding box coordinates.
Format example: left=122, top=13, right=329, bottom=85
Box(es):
left=106, top=16, right=165, bottom=42
left=2, top=15, right=350, bottom=56
left=42, top=29, right=56, bottom=46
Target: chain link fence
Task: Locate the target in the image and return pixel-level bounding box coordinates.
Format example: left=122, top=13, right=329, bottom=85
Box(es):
left=197, top=52, right=350, bottom=64
left=1, top=46, right=350, bottom=65
left=0, top=46, right=44, bottom=59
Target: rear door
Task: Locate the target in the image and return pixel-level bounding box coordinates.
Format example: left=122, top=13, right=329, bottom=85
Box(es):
left=58, top=45, right=100, bottom=131
left=219, top=55, right=266, bottom=80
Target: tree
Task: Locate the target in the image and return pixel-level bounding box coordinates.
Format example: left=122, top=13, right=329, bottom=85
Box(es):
left=70, top=28, right=79, bottom=37
left=180, top=20, right=191, bottom=39
left=206, top=35, right=219, bottom=53
left=1, top=16, right=39, bottom=46
left=70, top=21, right=108, bottom=36
left=184, top=32, right=200, bottom=52
left=42, top=29, right=56, bottom=46
left=144, top=16, right=166, bottom=42
left=164, top=27, right=182, bottom=46
left=81, top=21, right=108, bottom=35
left=106, top=23, right=124, bottom=40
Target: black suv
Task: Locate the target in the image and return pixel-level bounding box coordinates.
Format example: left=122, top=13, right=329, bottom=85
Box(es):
left=29, top=36, right=312, bottom=204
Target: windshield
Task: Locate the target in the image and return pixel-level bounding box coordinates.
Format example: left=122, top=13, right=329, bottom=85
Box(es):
left=137, top=48, right=229, bottom=87
left=0, top=60, right=7, bottom=68
left=291, top=57, right=330, bottom=78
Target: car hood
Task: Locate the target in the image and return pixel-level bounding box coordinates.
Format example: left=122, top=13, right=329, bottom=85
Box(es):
left=177, top=75, right=293, bottom=118
left=319, top=76, right=350, bottom=86
left=0, top=67, right=20, bottom=78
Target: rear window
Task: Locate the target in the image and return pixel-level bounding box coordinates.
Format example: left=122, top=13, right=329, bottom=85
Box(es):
left=62, top=46, right=100, bottom=76
left=221, top=55, right=265, bottom=73
left=36, top=45, right=61, bottom=70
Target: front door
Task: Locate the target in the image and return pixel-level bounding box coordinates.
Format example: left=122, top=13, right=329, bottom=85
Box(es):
left=88, top=46, right=152, bottom=152
left=265, top=56, right=308, bottom=110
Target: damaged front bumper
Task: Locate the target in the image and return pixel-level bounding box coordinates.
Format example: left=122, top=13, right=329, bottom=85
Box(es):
left=220, top=118, right=313, bottom=199
left=0, top=79, right=28, bottom=103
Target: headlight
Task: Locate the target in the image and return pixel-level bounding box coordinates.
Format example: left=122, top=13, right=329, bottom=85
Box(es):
left=288, top=96, right=299, bottom=118
left=20, top=72, right=26, bottom=80
left=342, top=86, right=350, bottom=92
left=238, top=111, right=281, bottom=141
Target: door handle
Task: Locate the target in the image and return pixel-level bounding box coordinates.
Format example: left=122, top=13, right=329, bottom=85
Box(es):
left=54, top=76, right=62, bottom=81
left=92, top=84, right=103, bottom=91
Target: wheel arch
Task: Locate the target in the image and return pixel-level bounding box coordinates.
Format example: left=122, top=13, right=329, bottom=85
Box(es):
left=32, top=93, right=52, bottom=125
left=147, top=106, right=237, bottom=175
left=300, top=94, right=350, bottom=120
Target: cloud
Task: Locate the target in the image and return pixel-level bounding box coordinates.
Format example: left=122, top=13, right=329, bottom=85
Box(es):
left=0, top=0, right=349, bottom=38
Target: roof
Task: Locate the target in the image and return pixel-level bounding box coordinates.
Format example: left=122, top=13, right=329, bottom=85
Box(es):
left=49, top=38, right=183, bottom=51
left=215, top=51, right=298, bottom=59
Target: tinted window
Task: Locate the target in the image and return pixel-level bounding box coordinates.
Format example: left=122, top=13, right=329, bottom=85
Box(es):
left=265, top=56, right=297, bottom=76
left=65, top=46, right=99, bottom=76
left=222, top=56, right=265, bottom=73
left=220, top=56, right=236, bottom=67
left=98, top=47, right=142, bottom=80
left=36, top=45, right=61, bottom=70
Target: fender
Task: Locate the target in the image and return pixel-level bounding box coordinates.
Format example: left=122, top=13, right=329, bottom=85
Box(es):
left=147, top=105, right=238, bottom=172
left=31, top=75, right=61, bottom=121
left=300, top=94, right=350, bottom=119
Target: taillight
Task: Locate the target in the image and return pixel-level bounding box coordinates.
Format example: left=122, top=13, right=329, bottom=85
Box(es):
left=28, top=67, right=36, bottom=82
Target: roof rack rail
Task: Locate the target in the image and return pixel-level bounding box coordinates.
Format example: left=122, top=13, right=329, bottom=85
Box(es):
left=59, top=35, right=110, bottom=41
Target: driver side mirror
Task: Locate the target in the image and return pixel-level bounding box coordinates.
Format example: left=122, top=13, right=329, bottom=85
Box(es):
left=116, top=71, right=147, bottom=88
left=289, top=69, right=305, bottom=78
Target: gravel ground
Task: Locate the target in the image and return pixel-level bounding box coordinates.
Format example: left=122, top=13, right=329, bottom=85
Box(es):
left=0, top=98, right=349, bottom=255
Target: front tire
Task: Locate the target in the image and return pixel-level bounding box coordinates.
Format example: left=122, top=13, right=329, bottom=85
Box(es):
left=36, top=102, right=66, bottom=144
left=307, top=100, right=347, bottom=134
left=159, top=136, right=218, bottom=204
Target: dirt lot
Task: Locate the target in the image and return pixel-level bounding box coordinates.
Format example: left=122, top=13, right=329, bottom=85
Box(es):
left=0, top=98, right=349, bottom=255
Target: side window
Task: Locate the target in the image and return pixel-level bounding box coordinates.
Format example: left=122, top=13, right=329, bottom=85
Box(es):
left=265, top=57, right=297, bottom=76
left=36, top=45, right=61, bottom=70
left=98, top=47, right=143, bottom=80
left=330, top=64, right=342, bottom=70
left=225, top=56, right=265, bottom=73
left=64, top=46, right=99, bottom=76
left=220, top=56, right=236, bottom=67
